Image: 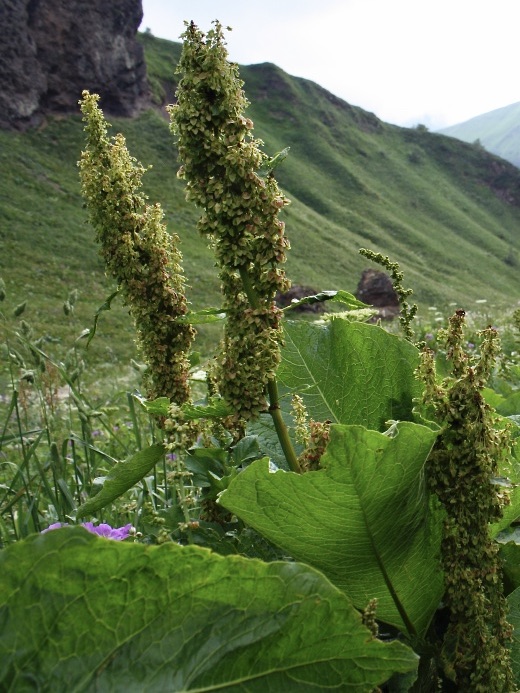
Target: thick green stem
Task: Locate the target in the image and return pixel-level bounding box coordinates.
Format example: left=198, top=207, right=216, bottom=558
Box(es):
left=266, top=379, right=302, bottom=473
left=238, top=267, right=301, bottom=473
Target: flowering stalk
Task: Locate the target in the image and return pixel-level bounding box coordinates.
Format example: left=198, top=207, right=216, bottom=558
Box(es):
left=418, top=310, right=513, bottom=691
left=169, top=22, right=300, bottom=472
left=78, top=91, right=194, bottom=404
left=359, top=249, right=417, bottom=343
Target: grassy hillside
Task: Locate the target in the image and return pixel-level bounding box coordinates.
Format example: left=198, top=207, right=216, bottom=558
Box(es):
left=439, top=101, right=520, bottom=168
left=1, top=31, right=520, bottom=377
left=240, top=62, right=520, bottom=304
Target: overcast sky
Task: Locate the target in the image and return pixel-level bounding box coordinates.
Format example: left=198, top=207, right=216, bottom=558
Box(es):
left=140, top=0, right=519, bottom=130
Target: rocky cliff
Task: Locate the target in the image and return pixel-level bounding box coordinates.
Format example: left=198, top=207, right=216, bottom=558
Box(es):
left=0, top=0, right=150, bottom=130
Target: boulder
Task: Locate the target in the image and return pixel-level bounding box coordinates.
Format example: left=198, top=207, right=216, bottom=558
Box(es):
left=0, top=0, right=150, bottom=130
left=355, top=269, right=400, bottom=320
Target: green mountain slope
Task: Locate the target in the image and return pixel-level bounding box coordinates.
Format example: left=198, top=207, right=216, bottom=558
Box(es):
left=439, top=101, right=520, bottom=168
left=1, top=32, right=520, bottom=369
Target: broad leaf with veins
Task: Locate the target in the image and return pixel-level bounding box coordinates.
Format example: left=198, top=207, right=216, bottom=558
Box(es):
left=0, top=527, right=418, bottom=691
left=278, top=319, right=423, bottom=430
left=221, top=422, right=443, bottom=637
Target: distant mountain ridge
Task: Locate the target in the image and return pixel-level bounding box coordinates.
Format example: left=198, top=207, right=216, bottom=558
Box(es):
left=439, top=102, right=520, bottom=168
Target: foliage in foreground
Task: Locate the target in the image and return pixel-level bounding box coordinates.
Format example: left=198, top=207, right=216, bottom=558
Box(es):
left=1, top=527, right=418, bottom=691
left=2, top=20, right=520, bottom=693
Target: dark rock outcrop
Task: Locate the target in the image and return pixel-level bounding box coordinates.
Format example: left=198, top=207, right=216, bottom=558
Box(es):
left=0, top=0, right=150, bottom=130
left=355, top=269, right=399, bottom=320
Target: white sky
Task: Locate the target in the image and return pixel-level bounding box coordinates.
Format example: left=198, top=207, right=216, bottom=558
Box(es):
left=140, top=0, right=520, bottom=130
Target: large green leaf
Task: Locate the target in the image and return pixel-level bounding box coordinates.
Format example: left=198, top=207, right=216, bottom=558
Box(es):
left=507, top=586, right=520, bottom=686
left=282, top=290, right=369, bottom=313
left=497, top=392, right=520, bottom=417
left=499, top=543, right=520, bottom=594
left=278, top=319, right=423, bottom=430
left=248, top=410, right=303, bottom=468
left=489, top=419, right=520, bottom=538
left=134, top=394, right=234, bottom=420
left=490, top=465, right=520, bottom=539
left=174, top=307, right=226, bottom=324
left=220, top=422, right=443, bottom=637
left=76, top=443, right=165, bottom=519
left=0, top=528, right=418, bottom=691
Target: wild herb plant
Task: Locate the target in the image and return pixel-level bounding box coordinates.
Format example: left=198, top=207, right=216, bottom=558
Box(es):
left=168, top=21, right=300, bottom=477
left=418, top=313, right=515, bottom=690
left=168, top=21, right=290, bottom=420
left=2, top=21, right=520, bottom=693
left=79, top=92, right=195, bottom=404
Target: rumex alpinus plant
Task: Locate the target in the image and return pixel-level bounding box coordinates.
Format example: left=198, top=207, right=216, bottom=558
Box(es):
left=418, top=311, right=515, bottom=691
left=168, top=22, right=299, bottom=471
left=79, top=92, right=194, bottom=405
left=3, top=21, right=520, bottom=693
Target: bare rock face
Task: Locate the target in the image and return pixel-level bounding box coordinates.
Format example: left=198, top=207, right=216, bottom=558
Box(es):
left=355, top=269, right=400, bottom=320
left=0, top=0, right=150, bottom=130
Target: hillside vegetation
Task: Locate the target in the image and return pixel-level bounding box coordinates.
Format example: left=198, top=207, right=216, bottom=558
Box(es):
left=1, top=31, right=520, bottom=370
left=440, top=101, right=520, bottom=168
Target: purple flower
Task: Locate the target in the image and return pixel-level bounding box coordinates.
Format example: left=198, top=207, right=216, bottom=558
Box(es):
left=41, top=522, right=68, bottom=533
left=82, top=522, right=132, bottom=540
left=42, top=521, right=132, bottom=540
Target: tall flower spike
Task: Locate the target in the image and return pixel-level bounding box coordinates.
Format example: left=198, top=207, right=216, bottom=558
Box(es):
left=417, top=311, right=514, bottom=690
left=78, top=91, right=195, bottom=404
left=169, top=22, right=291, bottom=421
